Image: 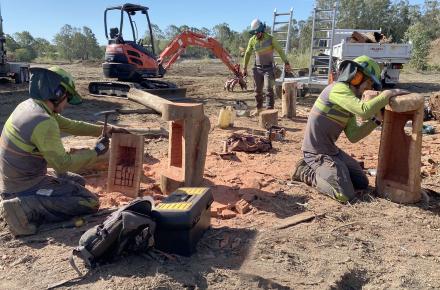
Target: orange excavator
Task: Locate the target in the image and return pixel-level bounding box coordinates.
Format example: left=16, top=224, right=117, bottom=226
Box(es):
left=88, top=3, right=246, bottom=99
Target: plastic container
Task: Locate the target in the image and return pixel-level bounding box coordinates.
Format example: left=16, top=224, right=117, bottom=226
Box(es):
left=217, top=106, right=235, bottom=128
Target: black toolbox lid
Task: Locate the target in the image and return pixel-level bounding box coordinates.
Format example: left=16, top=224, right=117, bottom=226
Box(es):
left=152, top=187, right=213, bottom=229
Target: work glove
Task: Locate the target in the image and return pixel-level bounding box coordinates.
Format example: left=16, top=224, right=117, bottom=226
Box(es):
left=242, top=69, right=248, bottom=77
left=94, top=136, right=109, bottom=156
left=107, top=126, right=131, bottom=137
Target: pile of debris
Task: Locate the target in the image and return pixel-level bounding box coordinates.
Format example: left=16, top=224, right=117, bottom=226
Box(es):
left=211, top=195, right=254, bottom=219
left=349, top=31, right=392, bottom=44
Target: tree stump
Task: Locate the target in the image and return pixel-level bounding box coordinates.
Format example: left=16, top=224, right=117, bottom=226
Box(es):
left=259, top=109, right=278, bottom=129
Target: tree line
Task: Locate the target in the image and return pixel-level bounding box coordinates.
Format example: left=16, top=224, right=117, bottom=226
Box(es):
left=5, top=25, right=103, bottom=63
left=5, top=0, right=439, bottom=70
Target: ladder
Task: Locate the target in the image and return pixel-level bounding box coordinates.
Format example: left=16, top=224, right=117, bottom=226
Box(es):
left=271, top=8, right=293, bottom=82
left=308, top=1, right=338, bottom=86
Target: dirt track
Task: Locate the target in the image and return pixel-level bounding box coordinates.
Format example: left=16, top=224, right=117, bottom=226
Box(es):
left=1, top=60, right=440, bottom=289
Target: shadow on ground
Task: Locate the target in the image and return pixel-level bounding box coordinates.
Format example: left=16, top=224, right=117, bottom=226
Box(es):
left=52, top=227, right=258, bottom=290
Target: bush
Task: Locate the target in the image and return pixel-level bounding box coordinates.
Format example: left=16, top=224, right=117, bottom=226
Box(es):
left=13, top=48, right=36, bottom=62
left=405, top=22, right=431, bottom=71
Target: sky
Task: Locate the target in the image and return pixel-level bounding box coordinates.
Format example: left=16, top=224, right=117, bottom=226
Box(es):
left=1, top=0, right=427, bottom=45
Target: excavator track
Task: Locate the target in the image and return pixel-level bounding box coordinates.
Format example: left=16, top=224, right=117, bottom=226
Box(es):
left=88, top=79, right=189, bottom=102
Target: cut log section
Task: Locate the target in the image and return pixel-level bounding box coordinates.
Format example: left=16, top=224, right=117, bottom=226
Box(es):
left=107, top=133, right=144, bottom=198
left=259, top=109, right=278, bottom=129
left=281, top=81, right=297, bottom=119
left=376, top=93, right=424, bottom=204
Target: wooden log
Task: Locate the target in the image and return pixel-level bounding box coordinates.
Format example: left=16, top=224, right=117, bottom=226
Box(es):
left=127, top=87, right=210, bottom=195
left=258, top=109, right=278, bottom=129
left=386, top=93, right=424, bottom=112
left=97, top=121, right=168, bottom=138
left=376, top=94, right=424, bottom=204
left=160, top=104, right=210, bottom=194
left=162, top=102, right=205, bottom=122
left=127, top=88, right=172, bottom=115
left=281, top=81, right=297, bottom=118
left=351, top=31, right=370, bottom=43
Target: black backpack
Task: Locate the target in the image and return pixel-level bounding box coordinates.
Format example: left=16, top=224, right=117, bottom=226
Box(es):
left=70, top=197, right=156, bottom=275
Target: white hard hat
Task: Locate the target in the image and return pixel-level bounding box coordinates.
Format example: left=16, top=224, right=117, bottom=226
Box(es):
left=249, top=19, right=265, bottom=35
left=250, top=19, right=261, bottom=30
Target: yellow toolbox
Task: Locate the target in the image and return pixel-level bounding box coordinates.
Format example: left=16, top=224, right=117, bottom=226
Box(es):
left=152, top=187, right=213, bottom=256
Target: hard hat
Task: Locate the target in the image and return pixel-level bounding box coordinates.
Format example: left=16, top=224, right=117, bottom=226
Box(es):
left=48, top=66, right=82, bottom=105
left=339, top=55, right=382, bottom=90
left=249, top=19, right=266, bottom=35
left=29, top=67, right=82, bottom=105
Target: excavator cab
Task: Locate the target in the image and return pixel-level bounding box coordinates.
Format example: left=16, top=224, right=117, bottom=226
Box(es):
left=103, top=3, right=163, bottom=81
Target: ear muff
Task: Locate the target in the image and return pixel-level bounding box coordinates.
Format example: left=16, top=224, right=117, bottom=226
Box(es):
left=50, top=85, right=67, bottom=105
left=54, top=85, right=66, bottom=99
left=350, top=71, right=364, bottom=86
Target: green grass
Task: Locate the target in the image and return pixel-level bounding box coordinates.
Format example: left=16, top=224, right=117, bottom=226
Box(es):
left=287, top=52, right=310, bottom=69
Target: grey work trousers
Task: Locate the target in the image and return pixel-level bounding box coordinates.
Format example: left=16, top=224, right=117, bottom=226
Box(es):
left=253, top=66, right=276, bottom=109
left=303, top=150, right=369, bottom=202
left=1, top=172, right=99, bottom=225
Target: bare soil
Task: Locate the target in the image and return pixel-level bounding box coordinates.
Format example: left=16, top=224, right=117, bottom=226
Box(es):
left=0, top=60, right=440, bottom=289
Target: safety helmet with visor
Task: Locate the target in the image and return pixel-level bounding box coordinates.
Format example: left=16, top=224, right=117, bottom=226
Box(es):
left=338, top=55, right=382, bottom=90
left=29, top=66, right=82, bottom=105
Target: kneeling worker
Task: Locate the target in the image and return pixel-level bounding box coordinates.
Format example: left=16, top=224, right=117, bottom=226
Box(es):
left=292, top=55, right=408, bottom=203
left=0, top=67, right=126, bottom=236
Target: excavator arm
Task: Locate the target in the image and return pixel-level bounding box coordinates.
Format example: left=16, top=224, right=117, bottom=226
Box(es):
left=157, top=31, right=246, bottom=91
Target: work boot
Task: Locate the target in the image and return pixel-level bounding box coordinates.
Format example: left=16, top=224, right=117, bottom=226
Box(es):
left=250, top=108, right=263, bottom=117
left=0, top=198, right=37, bottom=237
left=291, top=158, right=314, bottom=186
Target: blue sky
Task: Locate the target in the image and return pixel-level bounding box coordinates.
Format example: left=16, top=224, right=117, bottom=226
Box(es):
left=1, top=0, right=426, bottom=45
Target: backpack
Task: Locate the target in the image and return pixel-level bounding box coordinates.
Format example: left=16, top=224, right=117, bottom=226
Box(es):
left=70, top=197, right=156, bottom=275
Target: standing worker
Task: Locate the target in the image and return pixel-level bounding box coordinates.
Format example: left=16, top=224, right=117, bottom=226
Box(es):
left=243, top=18, right=292, bottom=115
left=0, top=67, right=127, bottom=236
left=292, top=55, right=408, bottom=203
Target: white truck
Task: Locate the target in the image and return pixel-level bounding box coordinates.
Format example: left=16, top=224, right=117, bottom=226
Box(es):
left=328, top=29, right=411, bottom=86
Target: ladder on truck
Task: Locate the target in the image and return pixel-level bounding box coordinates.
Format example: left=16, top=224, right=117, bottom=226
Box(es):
left=271, top=8, right=293, bottom=82
left=308, top=1, right=338, bottom=86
